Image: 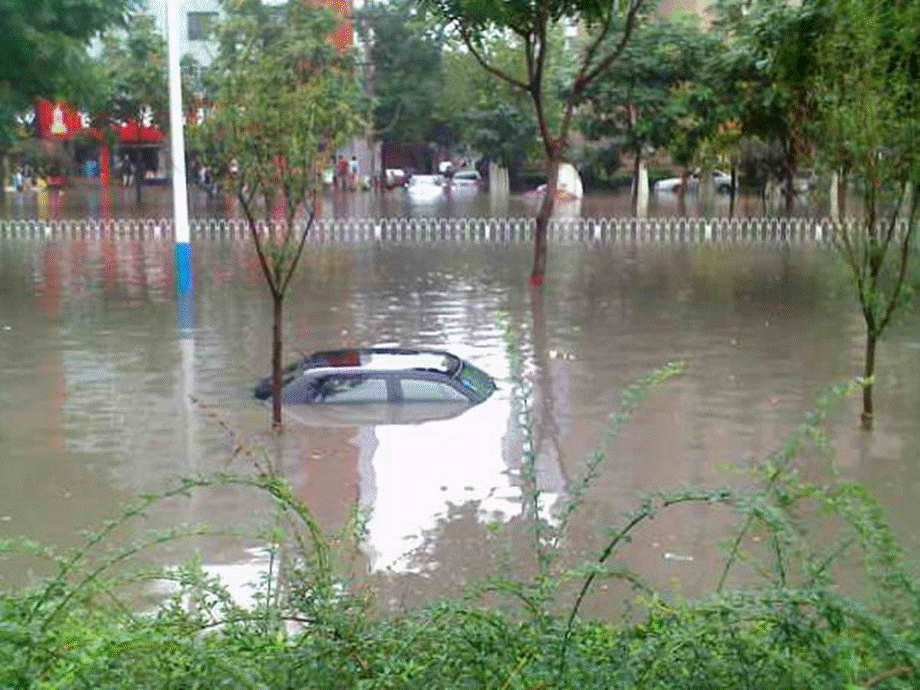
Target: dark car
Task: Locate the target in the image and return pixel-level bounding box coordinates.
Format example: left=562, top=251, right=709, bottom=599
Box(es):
left=253, top=347, right=497, bottom=409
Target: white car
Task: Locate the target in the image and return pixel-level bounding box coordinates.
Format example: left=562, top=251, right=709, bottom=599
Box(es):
left=384, top=168, right=408, bottom=188
left=406, top=174, right=445, bottom=202
left=449, top=169, right=482, bottom=189
left=654, top=169, right=734, bottom=194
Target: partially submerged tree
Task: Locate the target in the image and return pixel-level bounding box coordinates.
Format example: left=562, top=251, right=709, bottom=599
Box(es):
left=816, top=0, right=920, bottom=429
left=205, top=0, right=362, bottom=428
left=422, top=0, right=647, bottom=285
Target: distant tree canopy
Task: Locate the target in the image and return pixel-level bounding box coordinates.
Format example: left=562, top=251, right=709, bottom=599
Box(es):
left=96, top=14, right=168, bottom=131
left=362, top=2, right=444, bottom=145
left=577, top=14, right=717, bottom=180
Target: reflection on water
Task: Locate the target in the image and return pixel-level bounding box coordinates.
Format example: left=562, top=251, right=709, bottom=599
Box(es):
left=1, top=236, right=919, bottom=612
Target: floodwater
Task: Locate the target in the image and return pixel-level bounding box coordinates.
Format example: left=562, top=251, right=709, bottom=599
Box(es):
left=0, top=180, right=827, bottom=221
left=1, top=192, right=918, bottom=616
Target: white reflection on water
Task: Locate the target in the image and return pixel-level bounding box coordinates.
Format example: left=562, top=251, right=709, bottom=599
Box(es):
left=152, top=547, right=273, bottom=610
left=358, top=348, right=566, bottom=574
left=363, top=399, right=520, bottom=573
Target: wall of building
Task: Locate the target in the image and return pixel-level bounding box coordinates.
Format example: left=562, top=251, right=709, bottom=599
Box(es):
left=144, top=0, right=221, bottom=66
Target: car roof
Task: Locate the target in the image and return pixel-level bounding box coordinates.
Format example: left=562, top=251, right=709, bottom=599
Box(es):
left=305, top=347, right=460, bottom=376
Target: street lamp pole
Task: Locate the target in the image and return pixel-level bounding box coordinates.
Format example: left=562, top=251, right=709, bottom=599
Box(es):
left=166, top=0, right=191, bottom=293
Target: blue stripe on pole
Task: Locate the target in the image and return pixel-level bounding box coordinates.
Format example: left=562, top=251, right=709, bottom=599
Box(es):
left=175, top=241, right=193, bottom=296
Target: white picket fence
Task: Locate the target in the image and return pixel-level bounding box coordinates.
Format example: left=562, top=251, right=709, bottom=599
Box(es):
left=0, top=216, right=892, bottom=245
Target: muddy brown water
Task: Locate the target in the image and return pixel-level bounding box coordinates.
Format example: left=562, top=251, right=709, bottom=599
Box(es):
left=0, top=201, right=918, bottom=614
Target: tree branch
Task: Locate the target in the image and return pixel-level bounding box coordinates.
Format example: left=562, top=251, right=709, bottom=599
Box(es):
left=578, top=0, right=645, bottom=94
left=458, top=27, right=529, bottom=91
left=239, top=193, right=280, bottom=297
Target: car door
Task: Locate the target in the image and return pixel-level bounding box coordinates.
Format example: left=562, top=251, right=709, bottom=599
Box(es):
left=314, top=373, right=392, bottom=403
left=388, top=374, right=472, bottom=424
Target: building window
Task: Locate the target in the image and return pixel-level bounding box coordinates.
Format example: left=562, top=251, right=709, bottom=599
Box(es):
left=187, top=12, right=217, bottom=41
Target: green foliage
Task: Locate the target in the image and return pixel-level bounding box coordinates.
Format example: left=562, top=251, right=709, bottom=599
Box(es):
left=0, top=0, right=134, bottom=151
left=815, top=0, right=920, bottom=426
left=0, top=0, right=135, bottom=99
left=578, top=13, right=717, bottom=161
left=464, top=103, right=537, bottom=169
left=710, top=0, right=829, bottom=188
left=361, top=2, right=445, bottom=145
left=95, top=13, right=168, bottom=129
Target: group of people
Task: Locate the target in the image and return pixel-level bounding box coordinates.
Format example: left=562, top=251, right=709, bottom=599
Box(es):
left=334, top=154, right=360, bottom=190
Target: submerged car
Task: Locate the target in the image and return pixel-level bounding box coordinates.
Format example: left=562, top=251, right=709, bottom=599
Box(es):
left=405, top=174, right=445, bottom=202
left=653, top=169, right=734, bottom=194
left=450, top=169, right=482, bottom=188
left=253, top=347, right=497, bottom=417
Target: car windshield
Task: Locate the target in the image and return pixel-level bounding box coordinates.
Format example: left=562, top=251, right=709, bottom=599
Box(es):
left=456, top=362, right=496, bottom=400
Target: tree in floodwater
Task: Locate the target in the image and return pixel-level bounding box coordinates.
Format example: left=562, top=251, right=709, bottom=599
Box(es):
left=204, top=0, right=362, bottom=429
left=816, top=0, right=920, bottom=429
left=421, top=0, right=647, bottom=285
left=711, top=0, right=827, bottom=215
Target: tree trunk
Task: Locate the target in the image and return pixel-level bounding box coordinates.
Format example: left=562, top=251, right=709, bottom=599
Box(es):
left=134, top=149, right=143, bottom=206
left=839, top=170, right=848, bottom=219
left=0, top=152, right=7, bottom=202
left=861, top=330, right=877, bottom=431
left=271, top=291, right=284, bottom=429
left=531, top=155, right=560, bottom=286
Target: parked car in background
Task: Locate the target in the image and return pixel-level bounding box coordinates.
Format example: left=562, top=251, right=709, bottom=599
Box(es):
left=449, top=169, right=482, bottom=190
left=654, top=169, right=734, bottom=194
left=406, top=174, right=445, bottom=202
left=253, top=347, right=497, bottom=425
left=384, top=168, right=408, bottom=188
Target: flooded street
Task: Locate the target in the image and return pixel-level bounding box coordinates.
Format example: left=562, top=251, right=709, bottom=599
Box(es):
left=1, top=195, right=918, bottom=613
left=0, top=180, right=827, bottom=221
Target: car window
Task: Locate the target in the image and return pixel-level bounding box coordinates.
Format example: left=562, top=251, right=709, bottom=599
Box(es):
left=400, top=378, right=469, bottom=402
left=456, top=363, right=497, bottom=401
left=317, top=375, right=389, bottom=403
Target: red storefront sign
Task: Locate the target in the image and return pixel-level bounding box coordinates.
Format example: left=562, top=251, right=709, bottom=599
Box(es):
left=35, top=99, right=84, bottom=139
left=36, top=99, right=165, bottom=145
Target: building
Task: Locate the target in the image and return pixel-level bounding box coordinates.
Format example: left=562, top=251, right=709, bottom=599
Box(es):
left=143, top=0, right=221, bottom=67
